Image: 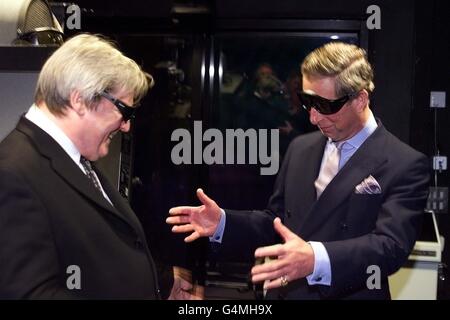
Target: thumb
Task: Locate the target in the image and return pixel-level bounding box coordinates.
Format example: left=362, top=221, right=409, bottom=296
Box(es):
left=179, top=278, right=193, bottom=291
left=273, top=217, right=296, bottom=242
left=196, top=188, right=215, bottom=207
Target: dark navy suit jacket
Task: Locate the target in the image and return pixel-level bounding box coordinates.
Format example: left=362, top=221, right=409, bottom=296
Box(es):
left=0, top=117, right=160, bottom=299
left=220, top=121, right=430, bottom=299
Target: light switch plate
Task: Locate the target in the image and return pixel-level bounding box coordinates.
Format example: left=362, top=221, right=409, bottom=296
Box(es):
left=430, top=91, right=446, bottom=108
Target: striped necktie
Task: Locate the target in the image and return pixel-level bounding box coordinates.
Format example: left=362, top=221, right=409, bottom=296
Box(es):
left=80, top=156, right=102, bottom=192
left=315, top=141, right=344, bottom=198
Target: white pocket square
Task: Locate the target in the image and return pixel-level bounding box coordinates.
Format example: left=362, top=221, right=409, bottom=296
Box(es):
left=355, top=175, right=382, bottom=194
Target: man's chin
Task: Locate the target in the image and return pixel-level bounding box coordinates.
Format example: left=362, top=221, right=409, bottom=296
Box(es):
left=96, top=145, right=110, bottom=160
left=319, top=126, right=336, bottom=138
left=320, top=129, right=333, bottom=138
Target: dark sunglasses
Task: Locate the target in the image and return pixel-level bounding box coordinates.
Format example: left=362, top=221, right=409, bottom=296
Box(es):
left=297, top=91, right=358, bottom=115
left=99, top=91, right=138, bottom=121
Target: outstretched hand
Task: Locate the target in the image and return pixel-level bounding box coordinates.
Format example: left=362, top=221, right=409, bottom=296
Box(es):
left=166, top=188, right=222, bottom=242
left=251, top=218, right=315, bottom=290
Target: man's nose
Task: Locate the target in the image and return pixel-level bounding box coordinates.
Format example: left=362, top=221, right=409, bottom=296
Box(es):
left=309, top=108, right=323, bottom=125
left=120, top=119, right=131, bottom=132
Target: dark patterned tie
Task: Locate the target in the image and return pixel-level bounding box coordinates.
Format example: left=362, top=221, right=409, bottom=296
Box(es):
left=80, top=156, right=102, bottom=192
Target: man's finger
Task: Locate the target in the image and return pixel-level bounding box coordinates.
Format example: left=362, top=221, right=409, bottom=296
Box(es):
left=185, top=231, right=200, bottom=243
left=196, top=188, right=215, bottom=207
left=254, top=243, right=284, bottom=258
left=251, top=268, right=286, bottom=284
left=166, top=215, right=190, bottom=225
left=251, top=258, right=285, bottom=276
left=169, top=206, right=197, bottom=216
left=172, top=224, right=195, bottom=233
left=273, top=217, right=297, bottom=242
left=263, top=277, right=287, bottom=291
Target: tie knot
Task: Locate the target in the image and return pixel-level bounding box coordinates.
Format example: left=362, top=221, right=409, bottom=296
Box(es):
left=333, top=141, right=345, bottom=151
left=80, top=156, right=92, bottom=170
left=80, top=156, right=103, bottom=192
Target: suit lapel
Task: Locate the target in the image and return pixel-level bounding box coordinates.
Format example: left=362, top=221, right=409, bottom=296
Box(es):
left=95, top=169, right=145, bottom=236
left=298, top=124, right=388, bottom=238
left=95, top=167, right=160, bottom=293
left=295, top=134, right=327, bottom=218
left=16, top=117, right=139, bottom=234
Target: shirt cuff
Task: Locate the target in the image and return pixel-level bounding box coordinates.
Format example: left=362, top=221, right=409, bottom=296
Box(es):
left=209, top=209, right=226, bottom=243
left=306, top=241, right=332, bottom=286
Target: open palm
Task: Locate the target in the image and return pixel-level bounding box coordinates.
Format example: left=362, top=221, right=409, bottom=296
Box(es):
left=167, top=188, right=222, bottom=242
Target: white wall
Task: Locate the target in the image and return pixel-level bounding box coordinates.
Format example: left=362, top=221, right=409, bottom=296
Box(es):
left=0, top=72, right=38, bottom=141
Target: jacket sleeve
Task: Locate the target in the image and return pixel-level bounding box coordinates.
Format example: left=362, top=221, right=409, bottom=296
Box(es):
left=219, top=142, right=294, bottom=262
left=0, top=168, right=79, bottom=299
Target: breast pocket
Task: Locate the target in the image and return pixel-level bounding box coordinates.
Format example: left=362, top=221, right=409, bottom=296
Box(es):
left=346, top=193, right=383, bottom=236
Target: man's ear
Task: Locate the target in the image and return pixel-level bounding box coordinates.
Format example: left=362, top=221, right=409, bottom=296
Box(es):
left=354, top=89, right=369, bottom=113
left=68, top=90, right=87, bottom=116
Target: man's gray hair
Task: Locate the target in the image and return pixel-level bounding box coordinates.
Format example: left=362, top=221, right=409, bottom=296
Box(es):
left=35, top=33, right=154, bottom=115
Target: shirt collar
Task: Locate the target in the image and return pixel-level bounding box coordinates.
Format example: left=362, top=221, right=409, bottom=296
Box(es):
left=25, top=104, right=81, bottom=165
left=329, top=111, right=378, bottom=150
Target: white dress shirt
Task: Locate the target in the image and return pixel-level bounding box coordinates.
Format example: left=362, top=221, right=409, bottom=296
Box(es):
left=25, top=104, right=112, bottom=204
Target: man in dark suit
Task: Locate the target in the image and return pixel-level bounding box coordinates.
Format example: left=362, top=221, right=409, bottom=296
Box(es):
left=167, top=42, right=430, bottom=299
left=0, top=34, right=195, bottom=299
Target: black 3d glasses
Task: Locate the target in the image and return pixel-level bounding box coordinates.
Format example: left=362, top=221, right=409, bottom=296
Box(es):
left=297, top=91, right=357, bottom=115
left=99, top=91, right=138, bottom=122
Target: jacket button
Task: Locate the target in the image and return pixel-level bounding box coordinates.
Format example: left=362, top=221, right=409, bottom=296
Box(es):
left=134, top=239, right=143, bottom=249
left=286, top=210, right=291, bottom=218
left=340, top=222, right=348, bottom=231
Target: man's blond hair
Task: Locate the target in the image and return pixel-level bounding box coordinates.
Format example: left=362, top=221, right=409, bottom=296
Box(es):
left=301, top=42, right=374, bottom=97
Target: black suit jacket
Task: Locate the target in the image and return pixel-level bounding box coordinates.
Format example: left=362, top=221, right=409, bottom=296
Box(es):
left=220, top=121, right=430, bottom=299
left=0, top=117, right=160, bottom=299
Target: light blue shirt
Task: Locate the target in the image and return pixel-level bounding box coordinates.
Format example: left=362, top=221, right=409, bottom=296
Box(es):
left=211, top=112, right=378, bottom=287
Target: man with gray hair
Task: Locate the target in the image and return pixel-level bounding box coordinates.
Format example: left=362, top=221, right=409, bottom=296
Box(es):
left=0, top=34, right=194, bottom=299
left=167, top=42, right=430, bottom=299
